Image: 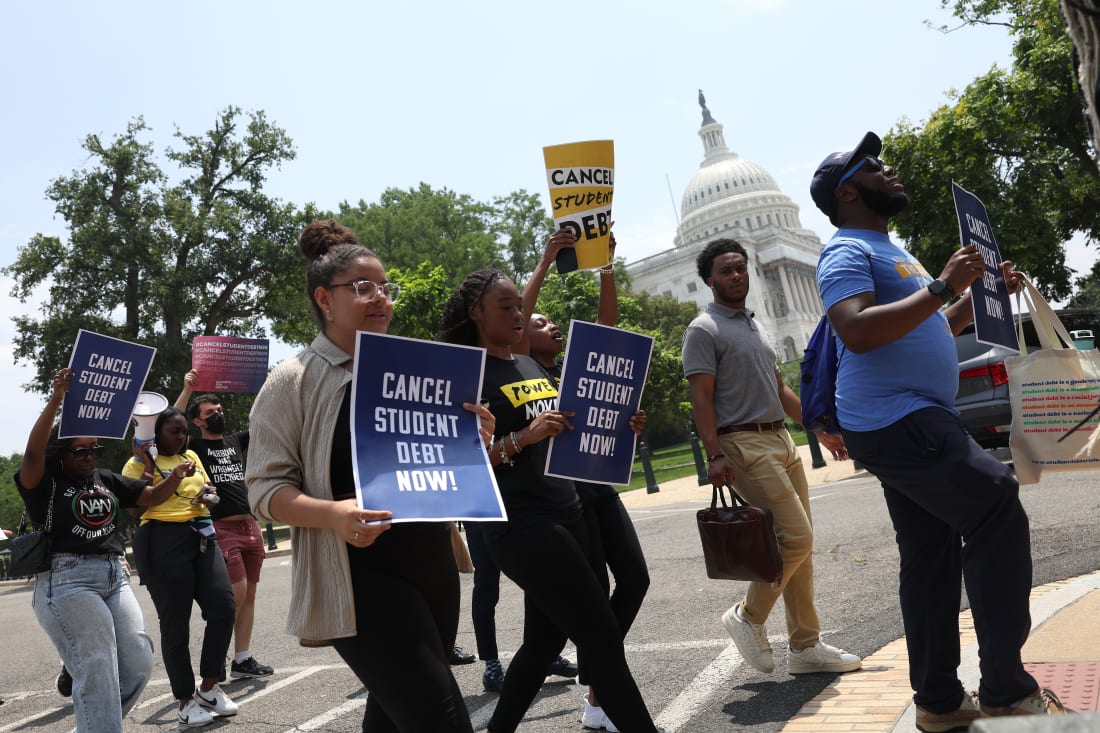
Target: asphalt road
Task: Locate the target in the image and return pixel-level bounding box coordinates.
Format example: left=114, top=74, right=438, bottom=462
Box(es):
left=1, top=467, right=1098, bottom=732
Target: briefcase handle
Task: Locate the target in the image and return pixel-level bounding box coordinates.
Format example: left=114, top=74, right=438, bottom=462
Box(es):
left=711, top=483, right=752, bottom=511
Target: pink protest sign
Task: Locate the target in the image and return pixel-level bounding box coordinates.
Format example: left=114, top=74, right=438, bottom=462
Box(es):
left=191, top=336, right=270, bottom=393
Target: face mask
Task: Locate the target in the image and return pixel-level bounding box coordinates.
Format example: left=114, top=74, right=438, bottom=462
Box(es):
left=203, top=412, right=226, bottom=434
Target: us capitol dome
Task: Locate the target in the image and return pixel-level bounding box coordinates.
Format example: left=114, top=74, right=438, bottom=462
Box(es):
left=625, top=91, right=825, bottom=361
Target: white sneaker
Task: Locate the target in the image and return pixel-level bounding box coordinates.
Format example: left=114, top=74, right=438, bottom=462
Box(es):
left=581, top=696, right=620, bottom=732
left=721, top=604, right=774, bottom=673
left=787, top=641, right=862, bottom=674
left=575, top=674, right=589, bottom=695
left=177, top=698, right=214, bottom=727
left=193, top=683, right=239, bottom=716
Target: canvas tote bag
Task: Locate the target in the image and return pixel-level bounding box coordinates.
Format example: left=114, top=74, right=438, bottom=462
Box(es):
left=1006, top=278, right=1100, bottom=483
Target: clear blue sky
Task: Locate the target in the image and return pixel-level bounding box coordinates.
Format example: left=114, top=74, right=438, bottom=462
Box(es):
left=0, top=0, right=1090, bottom=456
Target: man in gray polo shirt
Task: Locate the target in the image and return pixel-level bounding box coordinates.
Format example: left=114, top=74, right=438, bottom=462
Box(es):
left=682, top=237, right=860, bottom=677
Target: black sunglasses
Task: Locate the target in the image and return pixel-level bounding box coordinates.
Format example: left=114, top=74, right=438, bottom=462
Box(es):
left=836, top=156, right=886, bottom=187
left=68, top=445, right=104, bottom=459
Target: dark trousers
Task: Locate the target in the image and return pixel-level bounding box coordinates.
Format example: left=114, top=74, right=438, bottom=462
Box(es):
left=486, top=515, right=656, bottom=733
left=576, top=486, right=650, bottom=686
left=331, top=526, right=471, bottom=733
left=465, top=522, right=501, bottom=661
left=842, top=407, right=1037, bottom=711
left=135, top=523, right=235, bottom=700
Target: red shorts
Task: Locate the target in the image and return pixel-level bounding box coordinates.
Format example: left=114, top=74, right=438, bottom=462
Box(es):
left=214, top=516, right=266, bottom=585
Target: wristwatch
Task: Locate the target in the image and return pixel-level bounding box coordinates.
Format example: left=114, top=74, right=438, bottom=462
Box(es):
left=927, top=278, right=956, bottom=303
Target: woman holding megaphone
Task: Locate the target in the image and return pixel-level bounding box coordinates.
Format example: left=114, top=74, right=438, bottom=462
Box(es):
left=121, top=406, right=238, bottom=727
left=15, top=367, right=196, bottom=733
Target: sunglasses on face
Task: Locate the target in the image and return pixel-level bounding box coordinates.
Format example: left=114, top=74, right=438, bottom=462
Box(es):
left=68, top=445, right=104, bottom=459
left=836, top=156, right=886, bottom=188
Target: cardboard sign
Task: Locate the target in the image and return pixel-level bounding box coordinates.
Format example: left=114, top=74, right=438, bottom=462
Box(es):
left=60, top=330, right=156, bottom=439
left=543, top=140, right=614, bottom=274
left=351, top=332, right=506, bottom=522
left=545, top=321, right=654, bottom=485
left=951, top=181, right=1018, bottom=352
left=191, top=336, right=270, bottom=393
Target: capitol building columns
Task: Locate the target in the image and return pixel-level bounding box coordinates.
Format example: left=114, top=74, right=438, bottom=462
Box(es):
left=626, top=91, right=827, bottom=361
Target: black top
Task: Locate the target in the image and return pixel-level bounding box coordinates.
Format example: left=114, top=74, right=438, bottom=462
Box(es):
left=330, top=384, right=448, bottom=571
left=191, top=432, right=251, bottom=518
left=481, top=354, right=580, bottom=539
left=15, top=468, right=146, bottom=555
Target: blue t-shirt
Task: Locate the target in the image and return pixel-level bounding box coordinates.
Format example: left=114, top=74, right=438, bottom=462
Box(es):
left=816, top=228, right=959, bottom=431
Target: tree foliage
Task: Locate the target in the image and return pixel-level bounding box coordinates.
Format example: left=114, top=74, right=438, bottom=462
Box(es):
left=5, top=108, right=309, bottom=412
left=885, top=0, right=1100, bottom=300
left=0, top=453, right=25, bottom=532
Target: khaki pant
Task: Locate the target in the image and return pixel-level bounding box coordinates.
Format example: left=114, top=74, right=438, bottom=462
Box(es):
left=717, top=428, right=820, bottom=651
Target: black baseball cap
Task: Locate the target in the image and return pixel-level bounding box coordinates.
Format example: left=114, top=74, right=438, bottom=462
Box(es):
left=810, top=131, right=882, bottom=219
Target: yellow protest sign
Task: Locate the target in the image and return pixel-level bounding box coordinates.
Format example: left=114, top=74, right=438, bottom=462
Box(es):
left=543, top=140, right=614, bottom=273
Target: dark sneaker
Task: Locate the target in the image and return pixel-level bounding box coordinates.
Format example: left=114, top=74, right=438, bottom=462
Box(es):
left=449, top=646, right=475, bottom=665
left=56, top=666, right=73, bottom=697
left=982, top=687, right=1071, bottom=716
left=231, top=656, right=274, bottom=679
left=916, top=691, right=983, bottom=733
left=547, top=655, right=578, bottom=678
left=483, top=660, right=505, bottom=692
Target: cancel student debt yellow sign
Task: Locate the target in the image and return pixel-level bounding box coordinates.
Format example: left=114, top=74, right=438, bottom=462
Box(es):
left=543, top=140, right=614, bottom=273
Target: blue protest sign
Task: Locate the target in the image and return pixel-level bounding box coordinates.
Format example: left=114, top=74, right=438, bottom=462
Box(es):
left=60, top=330, right=157, bottom=439
left=952, top=181, right=1019, bottom=352
left=351, top=332, right=505, bottom=522
left=546, top=321, right=654, bottom=485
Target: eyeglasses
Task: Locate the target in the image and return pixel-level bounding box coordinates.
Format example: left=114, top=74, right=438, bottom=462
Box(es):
left=330, top=279, right=401, bottom=302
left=68, top=445, right=104, bottom=459
left=836, top=156, right=886, bottom=188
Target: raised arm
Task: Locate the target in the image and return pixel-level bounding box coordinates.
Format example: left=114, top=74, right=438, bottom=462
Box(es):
left=518, top=229, right=578, bottom=355
left=18, top=368, right=72, bottom=491
left=596, top=232, right=618, bottom=327
left=173, top=369, right=199, bottom=411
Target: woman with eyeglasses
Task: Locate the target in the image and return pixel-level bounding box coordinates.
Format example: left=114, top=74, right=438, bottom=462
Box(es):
left=121, top=406, right=238, bottom=727
left=15, top=368, right=193, bottom=732
left=245, top=220, right=492, bottom=732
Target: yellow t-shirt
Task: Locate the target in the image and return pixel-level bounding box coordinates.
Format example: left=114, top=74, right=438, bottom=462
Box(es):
left=122, top=450, right=211, bottom=524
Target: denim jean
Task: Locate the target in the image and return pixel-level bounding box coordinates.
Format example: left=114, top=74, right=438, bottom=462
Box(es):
left=33, top=552, right=154, bottom=733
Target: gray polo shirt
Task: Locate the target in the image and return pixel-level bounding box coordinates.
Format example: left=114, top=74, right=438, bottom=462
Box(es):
left=681, top=302, right=784, bottom=428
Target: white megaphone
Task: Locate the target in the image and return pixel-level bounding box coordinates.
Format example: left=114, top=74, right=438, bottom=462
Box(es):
left=132, top=391, right=169, bottom=458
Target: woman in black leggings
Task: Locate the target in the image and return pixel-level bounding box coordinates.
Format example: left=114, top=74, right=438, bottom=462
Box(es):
left=520, top=229, right=651, bottom=729
left=247, top=221, right=493, bottom=732
left=439, top=268, right=656, bottom=733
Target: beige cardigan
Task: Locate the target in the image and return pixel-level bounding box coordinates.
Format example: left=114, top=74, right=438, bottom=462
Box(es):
left=246, top=333, right=358, bottom=641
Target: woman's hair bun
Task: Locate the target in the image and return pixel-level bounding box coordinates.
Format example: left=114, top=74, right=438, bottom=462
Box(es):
left=299, top=220, right=358, bottom=261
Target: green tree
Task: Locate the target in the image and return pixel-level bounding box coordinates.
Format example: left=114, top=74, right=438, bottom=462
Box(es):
left=335, top=184, right=503, bottom=286
left=5, top=108, right=309, bottom=432
left=0, top=453, right=25, bottom=531
left=489, top=190, right=555, bottom=282
left=885, top=0, right=1100, bottom=300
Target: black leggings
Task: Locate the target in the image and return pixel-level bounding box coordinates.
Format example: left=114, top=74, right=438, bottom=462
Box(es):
left=486, top=515, right=656, bottom=733
left=465, top=522, right=501, bottom=661
left=576, top=486, right=650, bottom=686
left=330, top=524, right=472, bottom=733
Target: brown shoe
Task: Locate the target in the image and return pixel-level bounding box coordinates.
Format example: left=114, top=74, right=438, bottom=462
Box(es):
left=916, top=691, right=983, bottom=733
left=981, top=687, right=1071, bottom=716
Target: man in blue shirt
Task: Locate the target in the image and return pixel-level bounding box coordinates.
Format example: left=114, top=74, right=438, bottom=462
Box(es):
left=811, top=132, right=1066, bottom=729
